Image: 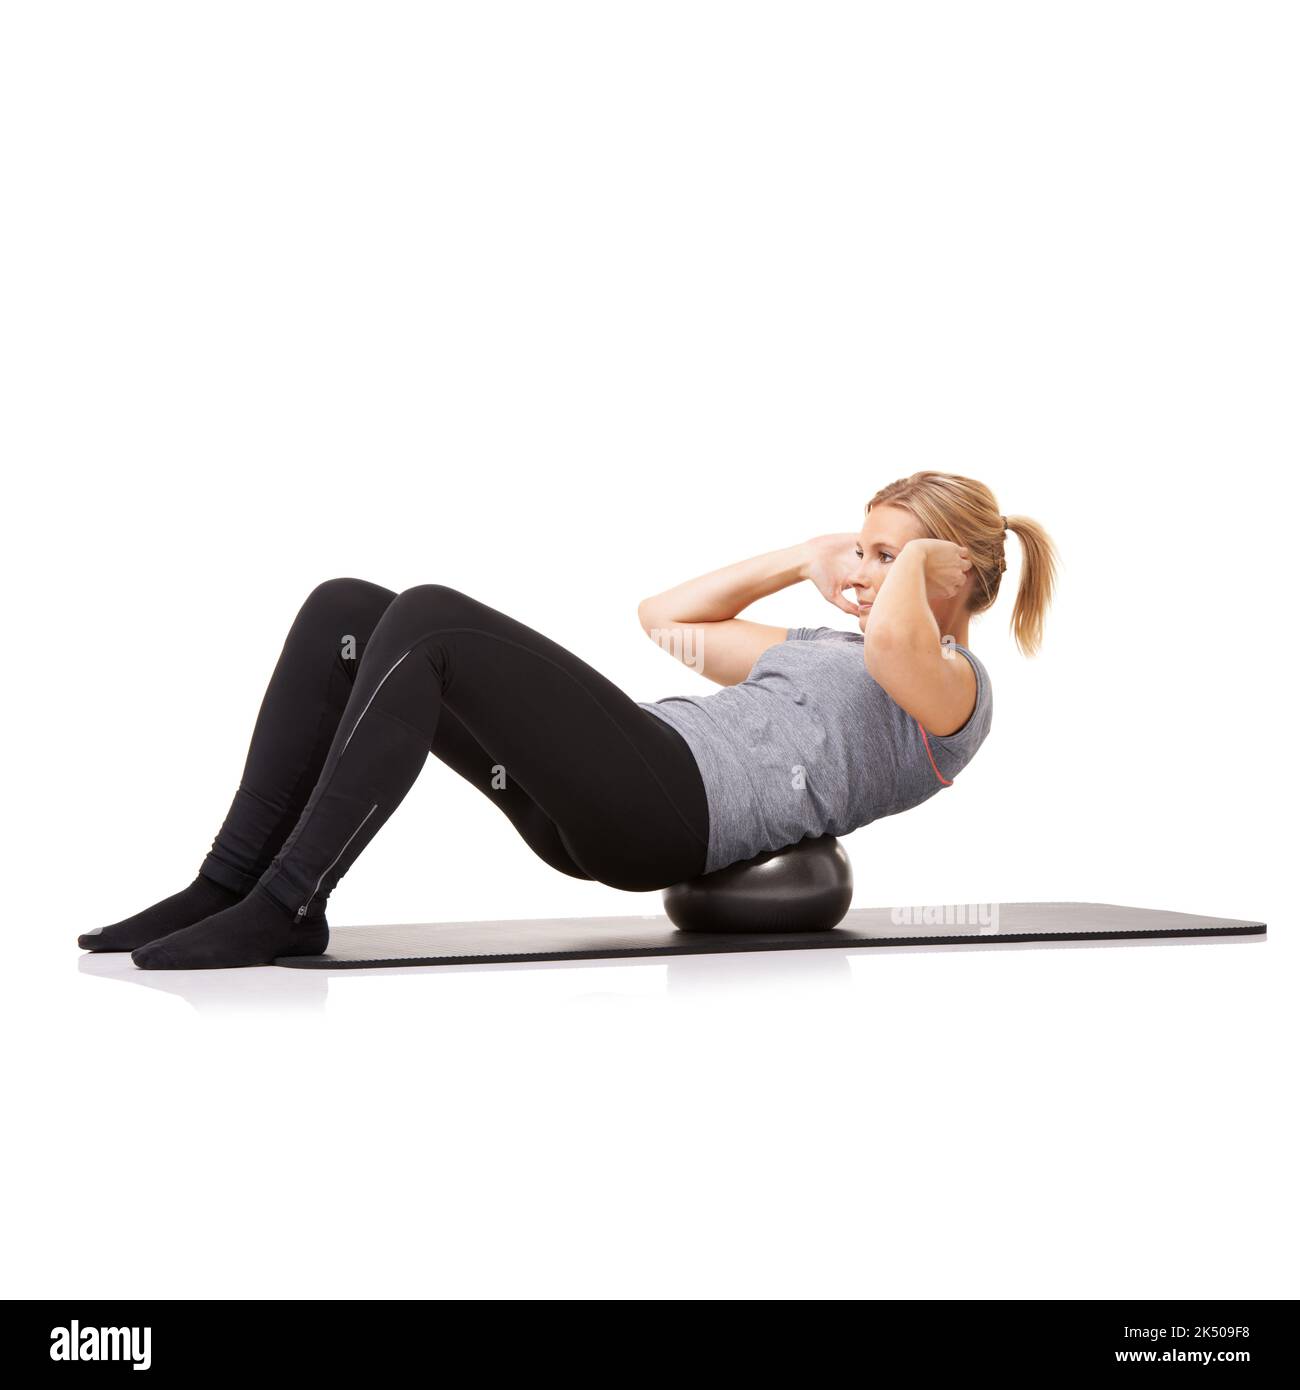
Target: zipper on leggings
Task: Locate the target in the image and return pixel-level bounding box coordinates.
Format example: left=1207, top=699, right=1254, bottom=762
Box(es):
left=296, top=802, right=378, bottom=920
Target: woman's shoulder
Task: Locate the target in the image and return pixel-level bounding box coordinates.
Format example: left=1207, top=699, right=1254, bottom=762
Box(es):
left=929, top=641, right=993, bottom=748
left=960, top=643, right=994, bottom=700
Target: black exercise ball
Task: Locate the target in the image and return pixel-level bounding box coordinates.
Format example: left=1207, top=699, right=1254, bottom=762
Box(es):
left=664, top=835, right=853, bottom=934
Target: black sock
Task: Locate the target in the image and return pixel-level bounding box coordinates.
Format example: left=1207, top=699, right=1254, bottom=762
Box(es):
left=131, top=885, right=328, bottom=969
left=79, top=875, right=244, bottom=953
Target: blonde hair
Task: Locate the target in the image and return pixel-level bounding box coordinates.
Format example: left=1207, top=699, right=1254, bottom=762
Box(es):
left=867, top=471, right=1057, bottom=656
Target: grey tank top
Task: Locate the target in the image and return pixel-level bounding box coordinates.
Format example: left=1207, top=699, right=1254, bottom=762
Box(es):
left=639, top=626, right=993, bottom=873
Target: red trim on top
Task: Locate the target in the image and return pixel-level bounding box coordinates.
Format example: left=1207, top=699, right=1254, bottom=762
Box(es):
left=918, top=722, right=953, bottom=787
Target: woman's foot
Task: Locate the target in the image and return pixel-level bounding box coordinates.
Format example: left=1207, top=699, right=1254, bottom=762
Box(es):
left=78, top=875, right=243, bottom=952
left=131, top=885, right=328, bottom=969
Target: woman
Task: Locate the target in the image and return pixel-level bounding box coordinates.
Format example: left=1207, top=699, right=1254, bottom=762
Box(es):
left=80, top=471, right=1056, bottom=969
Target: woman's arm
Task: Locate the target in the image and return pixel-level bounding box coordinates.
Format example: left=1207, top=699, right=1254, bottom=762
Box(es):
left=639, top=536, right=858, bottom=686
left=862, top=540, right=977, bottom=735
left=637, top=545, right=800, bottom=686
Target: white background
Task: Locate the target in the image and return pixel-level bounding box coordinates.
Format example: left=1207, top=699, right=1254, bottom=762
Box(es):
left=2, top=1, right=1295, bottom=1299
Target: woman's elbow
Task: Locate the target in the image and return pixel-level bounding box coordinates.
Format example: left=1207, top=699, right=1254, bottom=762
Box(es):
left=638, top=598, right=665, bottom=634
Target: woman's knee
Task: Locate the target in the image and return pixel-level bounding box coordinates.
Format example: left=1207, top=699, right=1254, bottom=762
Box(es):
left=300, top=577, right=394, bottom=618
left=292, top=578, right=396, bottom=649
left=386, top=583, right=477, bottom=628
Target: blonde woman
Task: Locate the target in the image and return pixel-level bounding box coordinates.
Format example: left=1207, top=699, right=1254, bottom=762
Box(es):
left=81, top=471, right=1056, bottom=969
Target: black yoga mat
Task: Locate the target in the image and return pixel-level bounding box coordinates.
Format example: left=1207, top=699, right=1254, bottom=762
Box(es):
left=274, top=902, right=1265, bottom=969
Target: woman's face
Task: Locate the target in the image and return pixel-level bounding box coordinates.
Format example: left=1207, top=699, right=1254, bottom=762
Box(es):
left=847, top=503, right=929, bottom=618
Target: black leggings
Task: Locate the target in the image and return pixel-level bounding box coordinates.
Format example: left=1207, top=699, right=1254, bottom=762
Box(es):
left=198, top=580, right=710, bottom=919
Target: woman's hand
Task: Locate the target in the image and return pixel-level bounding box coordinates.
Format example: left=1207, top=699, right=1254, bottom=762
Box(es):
left=902, top=538, right=972, bottom=601
left=802, top=533, right=862, bottom=616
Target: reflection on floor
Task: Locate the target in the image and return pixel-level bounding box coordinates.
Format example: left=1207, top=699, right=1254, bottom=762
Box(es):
left=77, top=925, right=1261, bottom=1016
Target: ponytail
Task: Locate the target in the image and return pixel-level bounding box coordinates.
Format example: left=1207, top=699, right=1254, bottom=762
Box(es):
left=1004, top=515, right=1057, bottom=656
